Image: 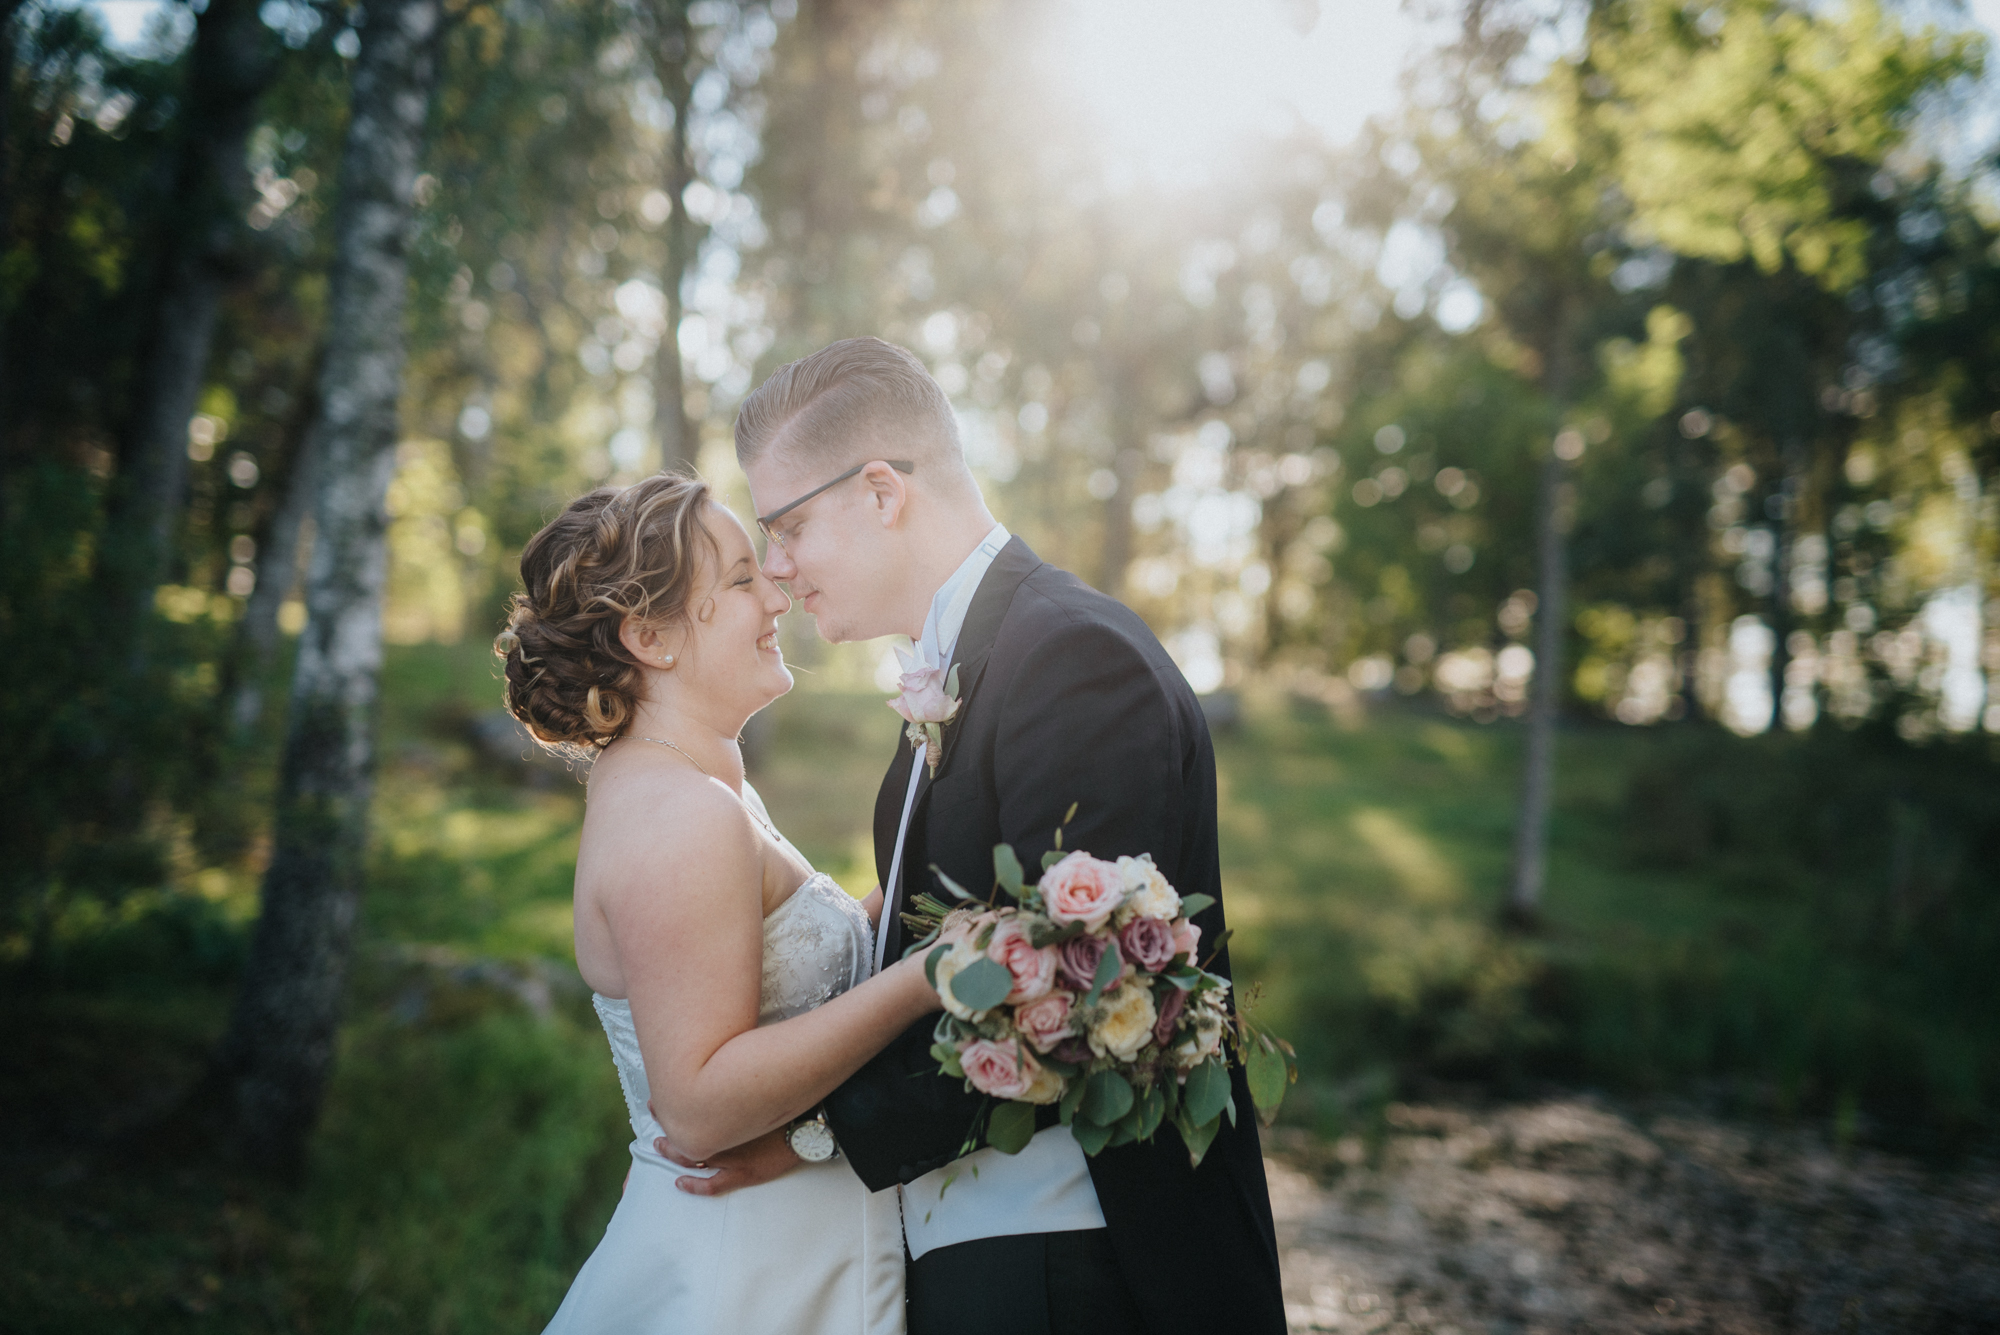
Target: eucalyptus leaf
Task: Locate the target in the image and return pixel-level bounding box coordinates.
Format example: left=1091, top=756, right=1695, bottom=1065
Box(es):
left=1079, top=1068, right=1134, bottom=1125
left=924, top=943, right=947, bottom=989
left=1058, top=1071, right=1088, bottom=1125
left=985, top=1100, right=1037, bottom=1155
left=1177, top=893, right=1215, bottom=918
left=947, top=955, right=1014, bottom=1012
left=1182, top=1058, right=1231, bottom=1127
left=992, top=843, right=1025, bottom=896
left=1135, top=1083, right=1166, bottom=1140
left=1246, top=1044, right=1288, bottom=1115
left=945, top=662, right=961, bottom=698
left=931, top=865, right=975, bottom=901
left=1071, top=1117, right=1114, bottom=1155
left=1042, top=849, right=1064, bottom=871
left=1179, top=1110, right=1221, bottom=1168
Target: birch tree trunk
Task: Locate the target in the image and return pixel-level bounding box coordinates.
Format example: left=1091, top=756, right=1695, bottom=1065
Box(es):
left=110, top=0, right=276, bottom=627
left=207, top=0, right=444, bottom=1175
left=651, top=0, right=699, bottom=473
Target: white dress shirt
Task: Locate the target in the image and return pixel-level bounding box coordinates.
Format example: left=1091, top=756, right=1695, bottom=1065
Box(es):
left=874, top=521, right=1107, bottom=1258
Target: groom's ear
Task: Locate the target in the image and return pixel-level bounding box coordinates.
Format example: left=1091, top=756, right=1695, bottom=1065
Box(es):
left=858, top=458, right=910, bottom=529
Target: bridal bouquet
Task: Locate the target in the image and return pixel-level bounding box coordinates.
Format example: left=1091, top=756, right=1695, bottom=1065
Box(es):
left=902, top=811, right=1296, bottom=1168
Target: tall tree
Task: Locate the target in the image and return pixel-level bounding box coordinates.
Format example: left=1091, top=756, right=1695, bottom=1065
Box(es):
left=109, top=0, right=281, bottom=640
left=649, top=0, right=701, bottom=472
left=206, top=0, right=446, bottom=1175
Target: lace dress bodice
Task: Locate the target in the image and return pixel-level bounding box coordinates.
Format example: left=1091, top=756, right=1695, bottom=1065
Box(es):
left=592, top=872, right=875, bottom=1151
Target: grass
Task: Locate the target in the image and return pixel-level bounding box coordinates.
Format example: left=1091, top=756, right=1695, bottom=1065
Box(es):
left=3, top=640, right=1996, bottom=1331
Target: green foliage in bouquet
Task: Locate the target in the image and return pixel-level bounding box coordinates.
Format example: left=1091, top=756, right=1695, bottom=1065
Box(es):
left=902, top=808, right=1297, bottom=1168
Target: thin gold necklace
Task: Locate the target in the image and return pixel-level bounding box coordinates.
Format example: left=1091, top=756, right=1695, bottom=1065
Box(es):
left=635, top=736, right=781, bottom=842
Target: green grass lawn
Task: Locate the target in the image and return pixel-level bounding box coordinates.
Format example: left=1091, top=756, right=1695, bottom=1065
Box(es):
left=3, top=639, right=1994, bottom=1333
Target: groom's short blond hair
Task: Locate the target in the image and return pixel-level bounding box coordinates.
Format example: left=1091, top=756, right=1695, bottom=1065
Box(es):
left=734, top=337, right=973, bottom=488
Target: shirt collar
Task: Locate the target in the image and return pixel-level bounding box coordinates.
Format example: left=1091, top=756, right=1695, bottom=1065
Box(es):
left=915, top=522, right=1009, bottom=670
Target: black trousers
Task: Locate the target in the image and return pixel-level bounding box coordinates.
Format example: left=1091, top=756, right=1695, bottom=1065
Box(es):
left=905, top=1228, right=1147, bottom=1335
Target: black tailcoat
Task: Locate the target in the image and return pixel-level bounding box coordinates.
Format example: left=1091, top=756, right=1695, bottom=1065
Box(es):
left=824, top=537, right=1286, bottom=1335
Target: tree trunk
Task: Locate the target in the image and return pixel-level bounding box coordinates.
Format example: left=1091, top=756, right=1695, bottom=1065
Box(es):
left=108, top=0, right=277, bottom=634
left=1097, top=444, right=1138, bottom=598
left=1507, top=445, right=1568, bottom=927
left=652, top=0, right=698, bottom=473
left=229, top=358, right=324, bottom=733
left=0, top=0, right=24, bottom=474
left=206, top=0, right=444, bottom=1177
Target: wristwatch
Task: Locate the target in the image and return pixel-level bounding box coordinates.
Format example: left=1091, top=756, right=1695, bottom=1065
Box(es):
left=784, top=1108, right=839, bottom=1163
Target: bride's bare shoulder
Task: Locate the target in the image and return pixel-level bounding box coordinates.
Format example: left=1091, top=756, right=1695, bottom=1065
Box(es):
left=578, top=758, right=762, bottom=902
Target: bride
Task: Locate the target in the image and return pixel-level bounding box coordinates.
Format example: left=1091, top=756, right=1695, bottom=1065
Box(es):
left=496, top=472, right=939, bottom=1335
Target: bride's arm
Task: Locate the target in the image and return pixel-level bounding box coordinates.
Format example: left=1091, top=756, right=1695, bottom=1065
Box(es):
left=598, top=779, right=938, bottom=1163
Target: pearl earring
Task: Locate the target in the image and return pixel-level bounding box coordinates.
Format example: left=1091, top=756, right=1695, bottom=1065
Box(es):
left=661, top=654, right=675, bottom=668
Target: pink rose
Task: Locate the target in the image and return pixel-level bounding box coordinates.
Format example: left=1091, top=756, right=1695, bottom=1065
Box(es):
left=1119, top=916, right=1176, bottom=973
left=986, top=919, right=1057, bottom=1004
left=889, top=666, right=959, bottom=725
left=1171, top=917, right=1201, bottom=962
left=960, top=1037, right=1041, bottom=1101
left=1056, top=934, right=1111, bottom=991
left=1152, top=984, right=1187, bottom=1046
left=1040, top=852, right=1126, bottom=930
left=1013, top=991, right=1077, bottom=1053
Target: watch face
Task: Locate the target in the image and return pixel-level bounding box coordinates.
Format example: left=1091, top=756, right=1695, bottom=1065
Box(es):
left=789, top=1120, right=837, bottom=1162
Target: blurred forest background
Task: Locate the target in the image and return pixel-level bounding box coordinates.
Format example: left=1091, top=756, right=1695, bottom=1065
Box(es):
left=2, top=0, right=1998, bottom=1328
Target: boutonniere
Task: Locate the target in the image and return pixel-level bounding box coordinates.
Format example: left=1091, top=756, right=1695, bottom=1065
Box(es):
left=888, top=648, right=961, bottom=778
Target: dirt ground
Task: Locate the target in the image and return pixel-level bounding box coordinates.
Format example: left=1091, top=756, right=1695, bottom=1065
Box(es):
left=1263, top=1100, right=2000, bottom=1334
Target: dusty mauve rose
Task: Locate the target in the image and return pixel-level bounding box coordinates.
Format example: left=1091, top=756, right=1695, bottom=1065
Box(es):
left=1152, top=984, right=1187, bottom=1046
left=960, top=1038, right=1041, bottom=1101
left=1119, top=916, right=1176, bottom=973
left=1171, top=917, right=1201, bottom=962
left=889, top=666, right=959, bottom=725
left=1014, top=991, right=1077, bottom=1052
left=1052, top=1035, right=1094, bottom=1065
left=1056, top=934, right=1110, bottom=991
left=1040, top=851, right=1127, bottom=930
left=986, top=919, right=1057, bottom=1003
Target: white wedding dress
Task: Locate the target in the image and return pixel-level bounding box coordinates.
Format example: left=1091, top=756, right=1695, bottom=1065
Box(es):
left=543, top=867, right=905, bottom=1335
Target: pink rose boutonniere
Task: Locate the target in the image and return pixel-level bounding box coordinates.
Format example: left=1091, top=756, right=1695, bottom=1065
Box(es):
left=888, top=647, right=961, bottom=777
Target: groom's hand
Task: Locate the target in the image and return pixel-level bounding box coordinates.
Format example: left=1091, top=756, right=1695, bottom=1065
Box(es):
left=656, top=1125, right=802, bottom=1197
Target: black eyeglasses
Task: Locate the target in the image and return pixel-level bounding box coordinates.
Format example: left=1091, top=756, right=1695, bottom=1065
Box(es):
left=755, top=459, right=914, bottom=548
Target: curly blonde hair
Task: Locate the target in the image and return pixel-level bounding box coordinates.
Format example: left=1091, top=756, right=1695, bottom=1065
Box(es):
left=495, top=473, right=717, bottom=754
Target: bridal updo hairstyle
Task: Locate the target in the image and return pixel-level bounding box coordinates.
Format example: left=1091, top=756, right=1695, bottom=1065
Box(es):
left=495, top=473, right=716, bottom=754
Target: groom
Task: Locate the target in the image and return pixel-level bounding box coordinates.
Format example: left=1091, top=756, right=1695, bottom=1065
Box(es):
left=723, top=337, right=1284, bottom=1334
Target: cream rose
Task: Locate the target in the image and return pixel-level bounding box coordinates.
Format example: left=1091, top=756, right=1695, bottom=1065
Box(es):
left=985, top=918, right=1057, bottom=1004
left=1040, top=851, right=1126, bottom=930
left=960, top=1037, right=1051, bottom=1102
left=1013, top=991, right=1078, bottom=1053
left=1117, top=854, right=1181, bottom=921
left=1019, top=1061, right=1065, bottom=1105
left=1170, top=917, right=1201, bottom=963
left=933, top=939, right=991, bottom=1020
left=1087, top=978, right=1159, bottom=1062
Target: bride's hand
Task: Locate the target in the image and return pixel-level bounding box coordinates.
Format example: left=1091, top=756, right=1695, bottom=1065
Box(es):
left=657, top=1125, right=802, bottom=1198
